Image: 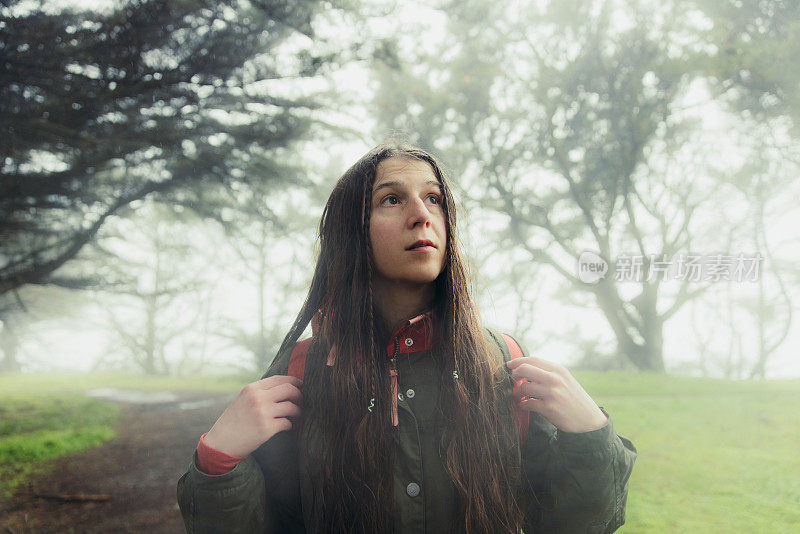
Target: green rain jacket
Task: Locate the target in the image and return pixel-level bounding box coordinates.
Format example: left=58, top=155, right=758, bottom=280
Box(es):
left=177, top=319, right=638, bottom=533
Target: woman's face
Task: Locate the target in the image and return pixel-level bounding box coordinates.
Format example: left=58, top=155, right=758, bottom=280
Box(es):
left=368, top=157, right=447, bottom=288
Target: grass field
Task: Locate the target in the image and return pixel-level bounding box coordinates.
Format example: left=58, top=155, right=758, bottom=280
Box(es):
left=0, top=392, right=118, bottom=500
left=0, top=372, right=250, bottom=500
left=573, top=370, right=800, bottom=533
left=1, top=371, right=798, bottom=532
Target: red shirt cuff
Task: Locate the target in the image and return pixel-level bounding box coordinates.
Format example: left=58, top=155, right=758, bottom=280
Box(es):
left=196, top=432, right=247, bottom=475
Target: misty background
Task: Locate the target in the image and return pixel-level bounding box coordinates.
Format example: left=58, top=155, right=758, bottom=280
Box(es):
left=2, top=0, right=800, bottom=380
left=3, top=1, right=800, bottom=532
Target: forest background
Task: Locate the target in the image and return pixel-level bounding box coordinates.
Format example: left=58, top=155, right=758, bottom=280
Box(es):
left=1, top=0, right=799, bottom=531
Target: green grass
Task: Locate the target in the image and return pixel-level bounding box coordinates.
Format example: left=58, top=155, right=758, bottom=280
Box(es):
left=573, top=370, right=800, bottom=533
left=0, top=372, right=249, bottom=501
left=0, top=393, right=119, bottom=500
left=1, top=371, right=799, bottom=531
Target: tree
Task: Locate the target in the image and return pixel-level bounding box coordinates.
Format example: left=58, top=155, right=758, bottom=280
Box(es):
left=689, top=0, right=800, bottom=377
left=213, top=177, right=319, bottom=371
left=715, top=128, right=797, bottom=379
left=691, top=0, right=800, bottom=134
left=0, top=0, right=335, bottom=296
left=91, top=201, right=219, bottom=375
left=369, top=0, right=761, bottom=372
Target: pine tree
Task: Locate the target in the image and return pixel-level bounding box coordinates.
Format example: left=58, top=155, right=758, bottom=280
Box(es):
left=0, top=0, right=333, bottom=295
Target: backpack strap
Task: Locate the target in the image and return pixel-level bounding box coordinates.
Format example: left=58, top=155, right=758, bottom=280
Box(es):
left=500, top=332, right=530, bottom=446
left=484, top=327, right=530, bottom=446
left=285, top=338, right=312, bottom=438
left=287, top=338, right=312, bottom=381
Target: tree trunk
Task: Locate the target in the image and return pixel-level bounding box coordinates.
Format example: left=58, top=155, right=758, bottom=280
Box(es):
left=143, top=232, right=163, bottom=376
left=143, top=293, right=157, bottom=375
left=594, top=279, right=667, bottom=372
left=0, top=323, right=21, bottom=373
left=622, top=333, right=665, bottom=372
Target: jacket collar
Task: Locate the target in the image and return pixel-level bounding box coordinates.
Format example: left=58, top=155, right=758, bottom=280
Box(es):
left=384, top=308, right=436, bottom=355
left=312, top=308, right=438, bottom=366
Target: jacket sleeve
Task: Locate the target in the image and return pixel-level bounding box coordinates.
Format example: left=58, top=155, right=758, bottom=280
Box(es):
left=505, top=336, right=637, bottom=533
left=521, top=410, right=638, bottom=533
left=176, top=342, right=303, bottom=534
left=177, top=454, right=268, bottom=533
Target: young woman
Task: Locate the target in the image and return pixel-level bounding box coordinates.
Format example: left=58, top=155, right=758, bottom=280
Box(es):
left=177, top=143, right=637, bottom=533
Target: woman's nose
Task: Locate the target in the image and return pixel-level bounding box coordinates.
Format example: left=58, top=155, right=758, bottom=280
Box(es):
left=407, top=197, right=431, bottom=228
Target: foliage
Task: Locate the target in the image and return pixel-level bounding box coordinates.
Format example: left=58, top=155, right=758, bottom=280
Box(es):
left=690, top=0, right=800, bottom=134
left=369, top=0, right=800, bottom=373
left=0, top=0, right=331, bottom=295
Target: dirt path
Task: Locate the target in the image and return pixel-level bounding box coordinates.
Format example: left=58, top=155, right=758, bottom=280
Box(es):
left=0, top=393, right=233, bottom=533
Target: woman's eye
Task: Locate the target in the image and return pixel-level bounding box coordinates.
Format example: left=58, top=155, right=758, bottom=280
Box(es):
left=381, top=195, right=399, bottom=205
left=427, top=194, right=442, bottom=205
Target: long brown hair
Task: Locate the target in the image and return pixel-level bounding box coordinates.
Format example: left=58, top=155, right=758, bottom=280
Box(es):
left=273, top=141, right=524, bottom=533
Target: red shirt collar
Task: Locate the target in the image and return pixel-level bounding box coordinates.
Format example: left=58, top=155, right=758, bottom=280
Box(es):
left=312, top=308, right=438, bottom=365
left=384, top=308, right=437, bottom=355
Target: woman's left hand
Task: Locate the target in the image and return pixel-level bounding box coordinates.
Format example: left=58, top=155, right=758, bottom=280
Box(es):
left=506, top=356, right=609, bottom=433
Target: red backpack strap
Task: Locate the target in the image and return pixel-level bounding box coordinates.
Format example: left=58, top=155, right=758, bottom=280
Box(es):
left=501, top=333, right=530, bottom=446
left=287, top=338, right=312, bottom=381
left=285, top=338, right=312, bottom=438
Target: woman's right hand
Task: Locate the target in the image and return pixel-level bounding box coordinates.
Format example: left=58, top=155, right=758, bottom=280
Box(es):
left=203, top=375, right=303, bottom=458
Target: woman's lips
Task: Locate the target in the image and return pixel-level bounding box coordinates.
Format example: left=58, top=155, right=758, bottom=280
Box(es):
left=407, top=246, right=436, bottom=253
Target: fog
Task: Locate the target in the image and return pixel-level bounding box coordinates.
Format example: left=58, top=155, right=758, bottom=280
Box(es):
left=2, top=0, right=799, bottom=531
left=3, top=0, right=799, bottom=380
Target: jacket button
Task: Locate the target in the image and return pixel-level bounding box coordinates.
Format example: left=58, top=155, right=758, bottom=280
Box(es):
left=398, top=392, right=404, bottom=401
left=405, top=388, right=415, bottom=398
left=406, top=482, right=420, bottom=497
left=404, top=337, right=414, bottom=347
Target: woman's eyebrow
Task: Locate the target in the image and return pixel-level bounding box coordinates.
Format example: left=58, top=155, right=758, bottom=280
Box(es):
left=373, top=180, right=441, bottom=195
